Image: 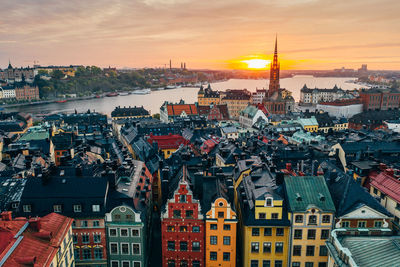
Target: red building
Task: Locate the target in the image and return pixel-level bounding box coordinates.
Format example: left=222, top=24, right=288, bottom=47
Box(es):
left=15, top=84, right=40, bottom=101
left=359, top=88, right=400, bottom=111
left=146, top=133, right=189, bottom=158
left=161, top=168, right=204, bottom=267
left=197, top=104, right=230, bottom=121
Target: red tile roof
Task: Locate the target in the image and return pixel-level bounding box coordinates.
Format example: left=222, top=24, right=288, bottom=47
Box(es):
left=0, top=213, right=73, bottom=267
left=370, top=172, right=400, bottom=203
left=166, top=104, right=198, bottom=116
left=147, top=133, right=188, bottom=150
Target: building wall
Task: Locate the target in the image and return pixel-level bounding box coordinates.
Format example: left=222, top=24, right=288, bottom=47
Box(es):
left=205, top=197, right=237, bottom=267
left=221, top=99, right=250, bottom=119
left=50, top=224, right=75, bottom=267
left=370, top=187, right=400, bottom=224
left=316, top=103, right=363, bottom=118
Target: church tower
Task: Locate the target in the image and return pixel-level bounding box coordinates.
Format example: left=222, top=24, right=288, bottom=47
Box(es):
left=268, top=36, right=280, bottom=96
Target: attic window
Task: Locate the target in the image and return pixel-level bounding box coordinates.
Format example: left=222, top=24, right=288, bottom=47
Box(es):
left=318, top=193, right=325, bottom=201
left=295, top=193, right=302, bottom=201
left=265, top=197, right=273, bottom=207
left=180, top=195, right=186, bottom=203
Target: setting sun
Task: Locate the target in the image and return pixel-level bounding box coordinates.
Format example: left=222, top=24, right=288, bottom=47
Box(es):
left=242, top=59, right=271, bottom=69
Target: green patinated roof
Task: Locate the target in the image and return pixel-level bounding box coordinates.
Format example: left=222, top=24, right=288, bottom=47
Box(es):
left=284, top=176, right=335, bottom=212
left=241, top=105, right=258, bottom=117
left=19, top=129, right=49, bottom=141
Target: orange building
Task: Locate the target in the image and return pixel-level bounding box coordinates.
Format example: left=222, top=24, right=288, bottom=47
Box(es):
left=205, top=197, right=237, bottom=267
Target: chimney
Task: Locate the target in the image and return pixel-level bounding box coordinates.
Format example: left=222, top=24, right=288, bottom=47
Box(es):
left=14, top=257, right=36, bottom=265
left=1, top=211, right=12, bottom=221
left=29, top=217, right=41, bottom=231
left=286, top=163, right=292, bottom=171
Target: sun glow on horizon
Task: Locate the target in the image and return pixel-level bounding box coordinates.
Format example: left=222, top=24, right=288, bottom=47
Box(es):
left=242, top=59, right=271, bottom=70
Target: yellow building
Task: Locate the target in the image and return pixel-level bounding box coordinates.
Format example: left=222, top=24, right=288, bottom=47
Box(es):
left=297, top=116, right=319, bottom=132
left=198, top=84, right=221, bottom=106
left=236, top=167, right=290, bottom=267
left=205, top=197, right=237, bottom=267
left=284, top=176, right=336, bottom=267
left=221, top=89, right=252, bottom=120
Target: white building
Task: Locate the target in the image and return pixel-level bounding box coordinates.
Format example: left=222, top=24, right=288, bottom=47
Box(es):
left=239, top=105, right=269, bottom=129
left=300, top=85, right=348, bottom=105
left=384, top=120, right=400, bottom=133
left=0, top=87, right=16, bottom=99
left=317, top=99, right=363, bottom=118
left=251, top=89, right=266, bottom=104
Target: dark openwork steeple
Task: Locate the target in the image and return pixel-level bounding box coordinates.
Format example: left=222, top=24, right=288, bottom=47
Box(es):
left=268, top=35, right=280, bottom=95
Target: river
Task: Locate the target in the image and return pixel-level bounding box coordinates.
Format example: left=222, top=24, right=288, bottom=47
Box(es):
left=4, top=76, right=366, bottom=116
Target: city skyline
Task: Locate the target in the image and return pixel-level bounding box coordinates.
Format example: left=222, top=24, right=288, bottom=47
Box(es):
left=0, top=0, right=399, bottom=70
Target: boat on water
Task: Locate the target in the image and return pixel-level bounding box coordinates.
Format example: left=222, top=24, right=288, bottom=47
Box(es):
left=132, top=89, right=151, bottom=95
left=119, top=92, right=130, bottom=96
left=106, top=92, right=119, bottom=97
left=155, top=87, right=164, bottom=90
left=165, top=85, right=177, bottom=89
left=56, top=100, right=67, bottom=103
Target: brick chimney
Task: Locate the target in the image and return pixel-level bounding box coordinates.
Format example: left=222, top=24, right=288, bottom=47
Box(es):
left=28, top=217, right=41, bottom=231
left=0, top=211, right=12, bottom=221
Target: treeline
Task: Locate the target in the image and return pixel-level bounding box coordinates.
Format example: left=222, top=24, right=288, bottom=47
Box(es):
left=35, top=66, right=150, bottom=99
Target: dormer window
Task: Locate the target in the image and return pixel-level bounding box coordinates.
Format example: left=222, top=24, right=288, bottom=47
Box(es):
left=265, top=197, right=273, bottom=207
left=180, top=195, right=186, bottom=203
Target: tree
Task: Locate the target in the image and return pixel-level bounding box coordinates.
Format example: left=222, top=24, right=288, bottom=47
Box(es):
left=152, top=113, right=160, bottom=120
left=51, top=69, right=65, bottom=80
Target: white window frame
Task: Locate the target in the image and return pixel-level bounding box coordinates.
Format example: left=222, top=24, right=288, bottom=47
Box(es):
left=109, top=228, right=117, bottom=237
left=110, top=242, right=119, bottom=255
left=132, top=243, right=141, bottom=255
left=120, top=228, right=129, bottom=237
left=133, top=261, right=141, bottom=267
left=110, top=260, right=120, bottom=267
left=23, top=205, right=31, bottom=212
left=121, top=261, right=130, bottom=267
left=92, top=205, right=100, bottom=212
left=53, top=205, right=62, bottom=213
left=73, top=205, right=82, bottom=213
left=131, top=228, right=140, bottom=237
left=264, top=197, right=273, bottom=207
left=121, top=242, right=130, bottom=255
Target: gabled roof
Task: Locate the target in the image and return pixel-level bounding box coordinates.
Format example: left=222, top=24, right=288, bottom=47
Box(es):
left=370, top=172, right=400, bottom=203
left=166, top=104, right=198, bottom=116
left=284, top=176, right=335, bottom=212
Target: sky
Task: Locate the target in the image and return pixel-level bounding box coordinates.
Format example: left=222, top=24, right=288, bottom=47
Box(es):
left=0, top=0, right=399, bottom=70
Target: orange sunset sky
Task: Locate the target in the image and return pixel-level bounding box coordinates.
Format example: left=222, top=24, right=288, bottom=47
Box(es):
left=0, top=0, right=399, bottom=70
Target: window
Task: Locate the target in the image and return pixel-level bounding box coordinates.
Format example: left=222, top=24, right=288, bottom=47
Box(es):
left=293, top=245, right=302, bottom=256
left=192, top=241, right=200, bottom=252
left=321, top=229, right=329, bottom=239
left=168, top=260, right=176, bottom=267
left=110, top=243, right=118, bottom=254
left=264, top=228, right=272, bottom=236
left=180, top=195, right=186, bottom=202
left=94, top=234, right=101, bottom=243
left=74, top=249, right=80, bottom=260
left=263, top=242, right=271, bottom=253
left=120, top=229, right=129, bottom=236
left=252, top=228, right=260, bottom=236
left=110, top=228, right=117, bottom=236
left=167, top=226, right=175, bottom=232
left=251, top=260, right=259, bottom=267
left=318, top=263, right=327, bottom=267
left=218, top=211, right=225, bottom=218
left=185, top=210, right=193, bottom=218
left=295, top=215, right=303, bottom=223
left=180, top=260, right=187, bottom=267
left=93, top=220, right=100, bottom=227
left=210, top=236, right=217, bottom=245
left=132, top=243, right=140, bottom=255
left=223, top=252, right=230, bottom=261
left=276, top=228, right=284, bottom=236
left=92, top=205, right=100, bottom=212
left=82, top=234, right=89, bottom=243
left=292, top=263, right=301, bottom=267
left=192, top=261, right=200, bottom=267
left=53, top=205, right=62, bottom=212
left=122, top=262, right=130, bottom=267
left=210, top=251, right=217, bottom=260
left=341, top=221, right=350, bottom=228
left=168, top=241, right=175, bottom=251
left=94, top=248, right=103, bottom=259
left=173, top=210, right=181, bottom=218
left=180, top=241, right=187, bottom=251
left=251, top=242, right=259, bottom=253
left=23, top=205, right=31, bottom=212
left=307, top=229, right=316, bottom=240
left=265, top=197, right=273, bottom=207
left=275, top=261, right=283, bottom=267
left=133, top=262, right=141, bottom=267
left=192, top=226, right=200, bottom=232
left=375, top=221, right=383, bottom=228
left=73, top=235, right=78, bottom=243
left=263, top=260, right=271, bottom=267
left=210, top=224, right=217, bottom=230
left=121, top=243, right=129, bottom=254
left=294, top=229, right=302, bottom=239
left=305, top=263, right=314, bottom=267
left=223, top=224, right=231, bottom=230
left=322, top=215, right=331, bottom=223
left=271, top=213, right=279, bottom=219
left=319, top=245, right=328, bottom=256
left=358, top=221, right=366, bottom=228
left=74, top=205, right=82, bottom=212
left=306, top=246, right=315, bottom=256
left=308, top=215, right=317, bottom=225
left=275, top=242, right=283, bottom=253
left=81, top=221, right=88, bottom=227
left=180, top=226, right=188, bottom=232
left=83, top=249, right=91, bottom=260
left=132, top=229, right=140, bottom=236
left=111, top=261, right=119, bottom=267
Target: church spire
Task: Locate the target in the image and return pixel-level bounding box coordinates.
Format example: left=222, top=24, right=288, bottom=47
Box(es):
left=274, top=34, right=278, bottom=55
left=268, top=35, right=280, bottom=95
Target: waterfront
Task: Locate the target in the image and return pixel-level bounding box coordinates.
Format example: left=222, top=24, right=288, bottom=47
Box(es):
left=4, top=76, right=366, bottom=116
